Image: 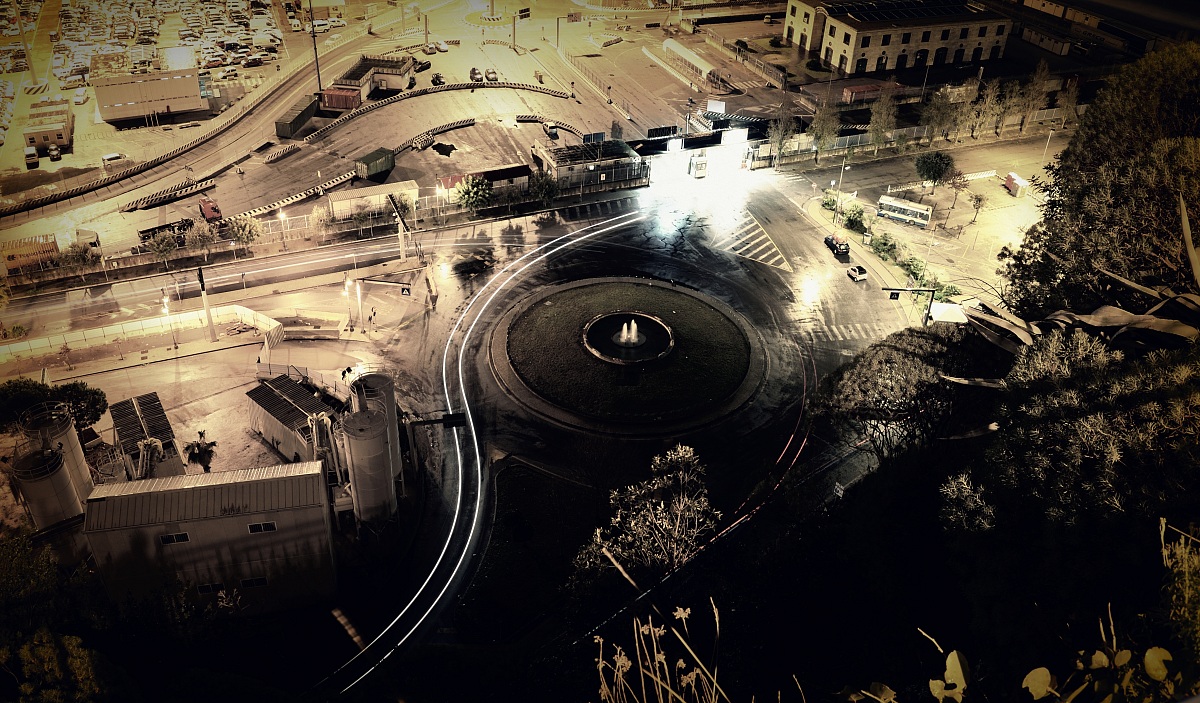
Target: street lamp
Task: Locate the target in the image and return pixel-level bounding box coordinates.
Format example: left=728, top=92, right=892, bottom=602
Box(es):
left=278, top=209, right=288, bottom=251
left=343, top=274, right=353, bottom=328
left=356, top=280, right=365, bottom=335
left=1041, top=128, right=1055, bottom=163
left=161, top=290, right=178, bottom=350
left=832, top=154, right=849, bottom=224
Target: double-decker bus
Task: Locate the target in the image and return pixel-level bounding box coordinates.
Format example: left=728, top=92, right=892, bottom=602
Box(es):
left=877, top=195, right=933, bottom=228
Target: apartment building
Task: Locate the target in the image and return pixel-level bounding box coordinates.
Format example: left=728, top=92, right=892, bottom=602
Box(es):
left=783, top=0, right=1012, bottom=76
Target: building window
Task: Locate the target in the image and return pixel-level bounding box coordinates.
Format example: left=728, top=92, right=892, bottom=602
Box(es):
left=842, top=32, right=850, bottom=45
left=248, top=522, right=278, bottom=534
left=789, top=6, right=795, bottom=16
left=160, top=532, right=190, bottom=545
left=829, top=24, right=836, bottom=37
left=978, top=26, right=987, bottom=37
left=803, top=11, right=809, bottom=22
left=881, top=34, right=890, bottom=46
left=996, top=25, right=1005, bottom=35
left=860, top=35, right=869, bottom=48
left=902, top=32, right=911, bottom=44
left=241, top=576, right=269, bottom=589
left=959, top=27, right=968, bottom=39
left=921, top=30, right=931, bottom=42
left=940, top=29, right=950, bottom=41
left=56, top=133, right=63, bottom=140
left=197, top=582, right=224, bottom=594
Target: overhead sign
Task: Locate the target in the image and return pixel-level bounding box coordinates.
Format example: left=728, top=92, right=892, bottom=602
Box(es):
left=706, top=99, right=725, bottom=114
left=567, top=12, right=582, bottom=22
left=582, top=131, right=606, bottom=144
left=518, top=6, right=530, bottom=18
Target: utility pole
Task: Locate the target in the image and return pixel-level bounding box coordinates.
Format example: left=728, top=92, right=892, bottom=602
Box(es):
left=308, top=0, right=323, bottom=91
left=197, top=266, right=217, bottom=342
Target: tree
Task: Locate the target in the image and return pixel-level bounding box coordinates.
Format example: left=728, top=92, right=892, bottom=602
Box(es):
left=766, top=101, right=796, bottom=168
left=573, top=445, right=721, bottom=581
left=984, top=330, right=1200, bottom=525
left=920, top=87, right=957, bottom=145
left=0, top=379, right=108, bottom=431
left=969, top=79, right=1002, bottom=138
left=392, top=193, right=412, bottom=225
left=806, top=105, right=840, bottom=164
left=184, top=220, right=217, bottom=262
left=55, top=243, right=100, bottom=283
left=52, top=381, right=108, bottom=430
left=184, top=430, right=218, bottom=473
left=1019, top=59, right=1053, bottom=135
left=309, top=205, right=332, bottom=242
left=454, top=175, right=492, bottom=215
left=609, top=119, right=624, bottom=141
left=527, top=170, right=560, bottom=208
left=994, top=80, right=1022, bottom=136
left=947, top=170, right=970, bottom=209
left=915, top=150, right=955, bottom=193
left=1055, top=78, right=1079, bottom=127
left=497, top=186, right=522, bottom=215
left=351, top=210, right=370, bottom=238
left=146, top=230, right=178, bottom=271
left=227, top=217, right=262, bottom=251
left=867, top=88, right=897, bottom=156
left=1000, top=43, right=1200, bottom=317
left=969, top=191, right=987, bottom=223
left=813, top=324, right=989, bottom=460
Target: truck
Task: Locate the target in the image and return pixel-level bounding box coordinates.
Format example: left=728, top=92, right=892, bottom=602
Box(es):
left=199, top=196, right=223, bottom=223
left=138, top=218, right=195, bottom=242
left=24, top=146, right=39, bottom=168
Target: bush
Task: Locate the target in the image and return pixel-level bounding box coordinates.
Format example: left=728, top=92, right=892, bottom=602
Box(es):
left=842, top=202, right=866, bottom=232
left=769, top=36, right=783, bottom=48
left=935, top=283, right=962, bottom=301
left=806, top=58, right=829, bottom=72
left=821, top=189, right=838, bottom=210
left=870, top=231, right=901, bottom=261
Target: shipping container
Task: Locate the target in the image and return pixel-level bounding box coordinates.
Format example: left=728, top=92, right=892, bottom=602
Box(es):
left=354, top=147, right=394, bottom=179
left=274, top=95, right=319, bottom=139
left=320, top=87, right=361, bottom=111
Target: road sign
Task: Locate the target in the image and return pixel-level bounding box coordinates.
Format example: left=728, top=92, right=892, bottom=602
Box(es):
left=567, top=12, right=582, bottom=22
left=833, top=482, right=844, bottom=498
left=400, top=284, right=411, bottom=296
left=889, top=291, right=900, bottom=300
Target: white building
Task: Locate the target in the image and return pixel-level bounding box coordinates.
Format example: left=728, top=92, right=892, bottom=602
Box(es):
left=326, top=180, right=420, bottom=221
left=782, top=0, right=1012, bottom=76
left=91, top=46, right=207, bottom=122
left=84, top=462, right=336, bottom=608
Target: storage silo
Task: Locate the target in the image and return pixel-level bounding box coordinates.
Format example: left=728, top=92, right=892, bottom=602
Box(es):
left=339, top=409, right=397, bottom=522
left=20, top=403, right=92, bottom=507
left=349, top=371, right=402, bottom=484
left=12, top=439, right=83, bottom=529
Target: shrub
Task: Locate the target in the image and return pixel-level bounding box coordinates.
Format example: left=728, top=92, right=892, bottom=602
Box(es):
left=870, top=231, right=900, bottom=261
left=842, top=202, right=866, bottom=232
left=769, top=36, right=783, bottom=48
left=806, top=58, right=828, bottom=72
left=822, top=189, right=838, bottom=210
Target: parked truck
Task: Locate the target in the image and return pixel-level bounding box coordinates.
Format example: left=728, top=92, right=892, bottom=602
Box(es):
left=275, top=95, right=319, bottom=139
left=354, top=147, right=395, bottom=179
left=137, top=218, right=194, bottom=242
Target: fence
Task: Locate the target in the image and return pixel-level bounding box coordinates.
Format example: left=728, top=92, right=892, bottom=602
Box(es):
left=700, top=32, right=786, bottom=89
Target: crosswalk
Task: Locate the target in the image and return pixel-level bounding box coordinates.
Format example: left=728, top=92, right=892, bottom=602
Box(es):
left=727, top=79, right=766, bottom=93
left=808, top=321, right=893, bottom=343
left=708, top=212, right=793, bottom=272
left=556, top=197, right=638, bottom=222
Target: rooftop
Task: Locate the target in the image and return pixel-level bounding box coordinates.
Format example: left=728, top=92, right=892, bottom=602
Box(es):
left=546, top=140, right=640, bottom=165
left=819, top=0, right=1002, bottom=28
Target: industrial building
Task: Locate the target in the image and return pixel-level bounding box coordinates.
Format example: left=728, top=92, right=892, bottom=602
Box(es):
left=531, top=141, right=650, bottom=194
left=781, top=0, right=1012, bottom=75
left=22, top=97, right=74, bottom=153
left=90, top=45, right=207, bottom=123
left=325, top=180, right=419, bottom=221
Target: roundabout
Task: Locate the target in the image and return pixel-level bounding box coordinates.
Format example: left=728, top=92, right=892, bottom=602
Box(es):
left=492, top=277, right=767, bottom=434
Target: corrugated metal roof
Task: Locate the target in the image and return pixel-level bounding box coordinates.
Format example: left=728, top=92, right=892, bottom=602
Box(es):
left=84, top=462, right=324, bottom=531
left=246, top=375, right=333, bottom=433
left=110, top=392, right=176, bottom=456
left=325, top=180, right=420, bottom=203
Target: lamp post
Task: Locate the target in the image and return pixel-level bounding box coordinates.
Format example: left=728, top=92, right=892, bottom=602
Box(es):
left=161, top=290, right=178, bottom=350
left=919, top=59, right=931, bottom=103
left=1041, top=128, right=1055, bottom=163
left=356, top=280, right=365, bottom=335
left=832, top=154, right=849, bottom=224
left=278, top=209, right=288, bottom=251
left=343, top=274, right=353, bottom=327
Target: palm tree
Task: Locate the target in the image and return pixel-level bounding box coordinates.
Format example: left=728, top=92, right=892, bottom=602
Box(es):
left=184, top=430, right=218, bottom=473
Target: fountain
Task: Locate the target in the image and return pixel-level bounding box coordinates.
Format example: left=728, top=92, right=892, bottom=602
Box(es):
left=615, top=319, right=643, bottom=347
left=584, top=312, right=673, bottom=365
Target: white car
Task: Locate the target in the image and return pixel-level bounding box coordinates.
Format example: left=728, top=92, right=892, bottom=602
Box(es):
left=327, top=18, right=346, bottom=28
left=435, top=40, right=448, bottom=52
left=847, top=265, right=869, bottom=282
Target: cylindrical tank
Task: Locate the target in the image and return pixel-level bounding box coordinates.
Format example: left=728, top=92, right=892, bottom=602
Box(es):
left=350, top=373, right=401, bottom=483
left=340, top=409, right=397, bottom=522
left=20, top=403, right=91, bottom=507
left=12, top=441, right=83, bottom=529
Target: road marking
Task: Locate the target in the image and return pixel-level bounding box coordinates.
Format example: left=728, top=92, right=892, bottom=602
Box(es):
left=709, top=212, right=793, bottom=272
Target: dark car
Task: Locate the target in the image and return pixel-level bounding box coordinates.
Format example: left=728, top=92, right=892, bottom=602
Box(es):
left=824, top=234, right=849, bottom=255
left=484, top=68, right=498, bottom=81
left=242, top=56, right=263, bottom=67
left=414, top=59, right=431, bottom=72
left=431, top=72, right=444, bottom=86
left=469, top=67, right=483, bottom=82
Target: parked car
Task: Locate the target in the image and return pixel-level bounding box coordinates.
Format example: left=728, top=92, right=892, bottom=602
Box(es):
left=422, top=42, right=437, bottom=55
left=327, top=18, right=346, bottom=28
left=242, top=56, right=262, bottom=67
left=217, top=68, right=237, bottom=79
left=434, top=40, right=448, bottom=52
left=847, top=265, right=868, bottom=282
left=414, top=59, right=431, bottom=72
left=48, top=143, right=62, bottom=161
left=484, top=68, right=498, bottom=81
left=72, top=87, right=87, bottom=104
left=469, top=66, right=482, bottom=82
left=430, top=72, right=444, bottom=86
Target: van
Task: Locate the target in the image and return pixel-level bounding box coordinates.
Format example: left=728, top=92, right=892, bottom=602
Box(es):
left=24, top=146, right=39, bottom=168
left=101, top=152, right=125, bottom=163
left=73, top=87, right=87, bottom=104
left=289, top=18, right=301, bottom=31
left=310, top=19, right=329, bottom=33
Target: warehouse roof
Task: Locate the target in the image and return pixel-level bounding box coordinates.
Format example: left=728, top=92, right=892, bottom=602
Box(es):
left=819, top=0, right=1002, bottom=27
left=325, top=180, right=419, bottom=203
left=246, top=375, right=334, bottom=435
left=83, top=462, right=325, bottom=531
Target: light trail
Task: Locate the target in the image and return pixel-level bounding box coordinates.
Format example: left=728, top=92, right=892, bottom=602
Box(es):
left=324, top=210, right=645, bottom=697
